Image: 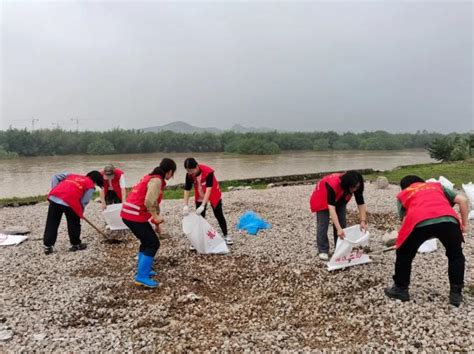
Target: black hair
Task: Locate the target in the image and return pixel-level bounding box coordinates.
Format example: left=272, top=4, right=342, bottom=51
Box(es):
left=150, top=158, right=177, bottom=177
left=87, top=170, right=104, bottom=188
left=400, top=175, right=425, bottom=190
left=340, top=170, right=364, bottom=193
left=184, top=157, right=198, bottom=169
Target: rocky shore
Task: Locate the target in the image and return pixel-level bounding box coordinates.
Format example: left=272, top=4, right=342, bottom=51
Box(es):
left=1, top=183, right=472, bottom=351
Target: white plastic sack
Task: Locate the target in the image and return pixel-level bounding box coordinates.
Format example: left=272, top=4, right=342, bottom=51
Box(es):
left=427, top=176, right=454, bottom=190
left=102, top=204, right=129, bottom=230
left=0, top=233, right=28, bottom=246
left=327, top=225, right=371, bottom=271
left=182, top=213, right=229, bottom=254
left=418, top=238, right=437, bottom=253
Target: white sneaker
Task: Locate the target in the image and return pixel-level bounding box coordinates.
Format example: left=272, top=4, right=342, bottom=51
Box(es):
left=223, top=235, right=234, bottom=245
left=189, top=244, right=196, bottom=251
left=318, top=253, right=329, bottom=261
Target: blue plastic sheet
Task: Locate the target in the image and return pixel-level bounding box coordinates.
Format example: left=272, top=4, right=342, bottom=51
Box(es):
left=236, top=211, right=271, bottom=235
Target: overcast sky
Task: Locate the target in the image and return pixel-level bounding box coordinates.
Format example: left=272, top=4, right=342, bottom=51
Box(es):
left=1, top=1, right=472, bottom=133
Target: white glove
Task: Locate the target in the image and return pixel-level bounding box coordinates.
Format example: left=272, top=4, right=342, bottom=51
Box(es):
left=183, top=205, right=190, bottom=215
left=196, top=205, right=205, bottom=215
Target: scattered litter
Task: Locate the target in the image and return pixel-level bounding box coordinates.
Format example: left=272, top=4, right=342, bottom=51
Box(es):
left=236, top=211, right=271, bottom=235
left=182, top=214, right=229, bottom=254
left=177, top=292, right=202, bottom=303
left=327, top=225, right=371, bottom=271
left=0, top=234, right=28, bottom=246
left=462, top=183, right=474, bottom=220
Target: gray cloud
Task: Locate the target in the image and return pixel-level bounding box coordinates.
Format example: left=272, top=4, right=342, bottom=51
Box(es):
left=1, top=1, right=472, bottom=132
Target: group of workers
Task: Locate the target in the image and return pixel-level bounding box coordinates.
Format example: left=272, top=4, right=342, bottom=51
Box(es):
left=42, top=160, right=469, bottom=307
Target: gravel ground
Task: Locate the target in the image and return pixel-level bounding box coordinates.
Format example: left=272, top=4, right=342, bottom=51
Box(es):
left=1, top=183, right=472, bottom=351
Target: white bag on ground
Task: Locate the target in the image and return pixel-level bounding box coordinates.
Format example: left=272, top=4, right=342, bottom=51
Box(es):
left=427, top=176, right=454, bottom=190
left=327, top=225, right=371, bottom=271
left=462, top=183, right=474, bottom=220
left=418, top=238, right=437, bottom=253
left=102, top=204, right=129, bottom=230
left=182, top=213, right=229, bottom=254
left=0, top=233, right=28, bottom=246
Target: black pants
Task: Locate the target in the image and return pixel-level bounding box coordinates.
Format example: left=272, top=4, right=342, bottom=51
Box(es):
left=105, top=190, right=121, bottom=205
left=393, top=222, right=465, bottom=288
left=43, top=201, right=81, bottom=247
left=122, top=219, right=160, bottom=257
left=196, top=200, right=228, bottom=236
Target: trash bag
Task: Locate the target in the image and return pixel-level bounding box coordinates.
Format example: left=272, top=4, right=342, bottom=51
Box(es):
left=0, top=233, right=28, bottom=246
left=418, top=239, right=437, bottom=253
left=236, top=211, right=271, bottom=235
left=461, top=183, right=474, bottom=220
left=102, top=204, right=129, bottom=230
left=182, top=213, right=229, bottom=254
left=327, top=225, right=371, bottom=271
left=426, top=176, right=454, bottom=190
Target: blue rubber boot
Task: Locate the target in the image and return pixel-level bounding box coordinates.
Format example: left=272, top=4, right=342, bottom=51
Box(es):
left=138, top=252, right=158, bottom=276
left=135, top=254, right=159, bottom=288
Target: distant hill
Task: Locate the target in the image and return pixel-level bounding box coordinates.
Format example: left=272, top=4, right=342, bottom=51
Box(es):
left=142, top=121, right=276, bottom=134
left=142, top=121, right=220, bottom=134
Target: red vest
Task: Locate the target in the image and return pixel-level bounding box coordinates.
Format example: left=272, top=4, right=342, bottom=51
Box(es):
left=120, top=174, right=166, bottom=222
left=102, top=168, right=124, bottom=201
left=48, top=174, right=95, bottom=218
left=310, top=173, right=352, bottom=212
left=189, top=164, right=222, bottom=208
left=396, top=182, right=461, bottom=248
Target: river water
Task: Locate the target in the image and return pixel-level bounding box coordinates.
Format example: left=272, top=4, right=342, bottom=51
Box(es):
left=0, top=150, right=434, bottom=198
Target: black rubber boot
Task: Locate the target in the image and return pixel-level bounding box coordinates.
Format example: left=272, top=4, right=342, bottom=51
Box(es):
left=449, top=284, right=463, bottom=307
left=384, top=284, right=410, bottom=302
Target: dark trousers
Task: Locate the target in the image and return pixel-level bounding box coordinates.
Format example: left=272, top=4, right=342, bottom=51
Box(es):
left=393, top=222, right=465, bottom=288
left=316, top=205, right=347, bottom=253
left=105, top=190, right=121, bottom=205
left=43, top=201, right=81, bottom=247
left=196, top=200, right=228, bottom=236
left=122, top=219, right=160, bottom=257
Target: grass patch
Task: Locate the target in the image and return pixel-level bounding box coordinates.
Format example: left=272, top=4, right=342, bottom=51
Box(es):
left=364, top=159, right=474, bottom=187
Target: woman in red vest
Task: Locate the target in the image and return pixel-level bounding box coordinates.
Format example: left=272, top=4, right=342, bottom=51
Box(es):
left=385, top=175, right=468, bottom=306
left=43, top=171, right=104, bottom=255
left=120, top=158, right=176, bottom=288
left=99, top=164, right=126, bottom=209
left=309, top=170, right=367, bottom=261
left=182, top=158, right=233, bottom=246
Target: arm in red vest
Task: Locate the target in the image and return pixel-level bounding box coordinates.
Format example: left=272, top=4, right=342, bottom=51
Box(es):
left=145, top=178, right=164, bottom=224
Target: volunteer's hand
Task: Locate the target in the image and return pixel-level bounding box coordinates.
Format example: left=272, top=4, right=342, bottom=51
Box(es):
left=337, top=228, right=345, bottom=239
left=183, top=205, right=190, bottom=216
left=461, top=223, right=469, bottom=234
left=196, top=205, right=205, bottom=215
left=101, top=203, right=107, bottom=211
left=150, top=215, right=164, bottom=225
left=360, top=220, right=368, bottom=232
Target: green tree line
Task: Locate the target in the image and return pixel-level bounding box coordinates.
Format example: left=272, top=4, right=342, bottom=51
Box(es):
left=0, top=128, right=468, bottom=157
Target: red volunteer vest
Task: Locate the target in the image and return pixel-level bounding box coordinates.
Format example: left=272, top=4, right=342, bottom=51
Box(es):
left=189, top=164, right=222, bottom=208
left=396, top=182, right=461, bottom=248
left=310, top=173, right=352, bottom=212
left=102, top=168, right=124, bottom=201
left=120, top=174, right=166, bottom=222
left=48, top=174, right=95, bottom=218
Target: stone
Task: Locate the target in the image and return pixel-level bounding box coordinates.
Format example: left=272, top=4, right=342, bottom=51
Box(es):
left=375, top=176, right=389, bottom=189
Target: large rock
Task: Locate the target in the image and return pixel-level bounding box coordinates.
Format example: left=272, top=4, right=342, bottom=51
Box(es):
left=375, top=176, right=389, bottom=190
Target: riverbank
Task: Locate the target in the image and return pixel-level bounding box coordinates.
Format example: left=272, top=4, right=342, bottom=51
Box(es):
left=2, top=158, right=474, bottom=208
left=0, top=183, right=472, bottom=351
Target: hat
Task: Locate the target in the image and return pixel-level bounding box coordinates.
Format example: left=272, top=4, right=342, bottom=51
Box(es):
left=104, top=164, right=115, bottom=176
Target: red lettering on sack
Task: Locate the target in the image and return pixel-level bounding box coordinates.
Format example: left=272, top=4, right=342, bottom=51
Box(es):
left=207, top=229, right=216, bottom=239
